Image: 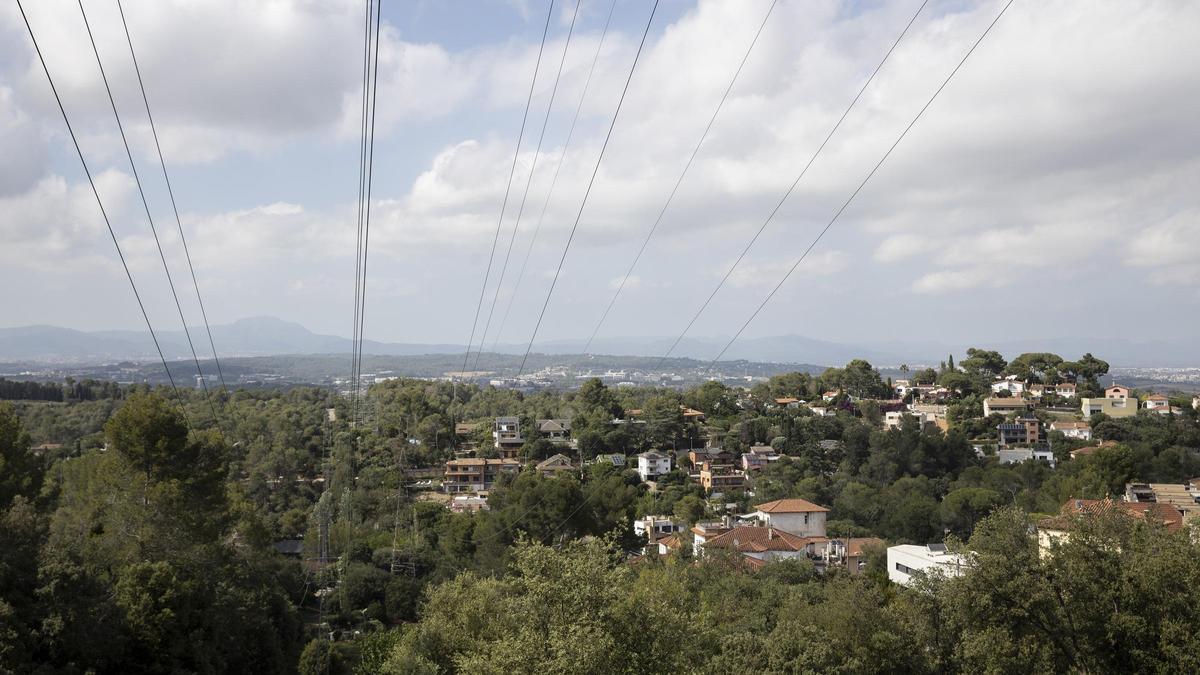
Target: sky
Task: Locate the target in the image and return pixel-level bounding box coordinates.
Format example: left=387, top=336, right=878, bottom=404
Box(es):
left=1, top=0, right=1199, bottom=354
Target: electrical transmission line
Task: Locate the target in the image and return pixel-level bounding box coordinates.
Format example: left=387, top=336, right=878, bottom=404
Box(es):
left=16, top=0, right=185, bottom=418
left=517, top=0, right=661, bottom=377
left=458, top=0, right=557, bottom=381
left=114, top=0, right=227, bottom=395
left=653, top=0, right=931, bottom=369
left=77, top=0, right=220, bottom=422
left=580, top=0, right=779, bottom=359
left=488, top=0, right=618, bottom=357
left=707, top=0, right=1014, bottom=368
left=472, top=0, right=583, bottom=372
left=352, top=0, right=383, bottom=434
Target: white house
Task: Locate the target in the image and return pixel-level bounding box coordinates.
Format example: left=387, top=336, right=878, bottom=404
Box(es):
left=991, top=379, right=1026, bottom=396
left=887, top=544, right=968, bottom=586
left=633, top=515, right=681, bottom=539
left=748, top=498, right=829, bottom=538
left=1049, top=421, right=1092, bottom=441
left=998, top=447, right=1056, bottom=468
left=636, top=451, right=672, bottom=482
left=1144, top=394, right=1170, bottom=410
left=1055, top=383, right=1077, bottom=398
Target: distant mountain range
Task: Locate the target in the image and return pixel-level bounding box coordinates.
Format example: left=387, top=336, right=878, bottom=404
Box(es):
left=0, top=316, right=1195, bottom=367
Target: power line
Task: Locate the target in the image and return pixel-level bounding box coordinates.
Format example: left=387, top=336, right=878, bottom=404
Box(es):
left=517, top=0, right=661, bottom=377
left=77, top=0, right=219, bottom=423
left=472, top=0, right=583, bottom=372
left=489, top=0, right=619, bottom=357
left=708, top=0, right=1014, bottom=367
left=458, top=0, right=556, bottom=380
left=351, top=0, right=378, bottom=431
left=16, top=0, right=184, bottom=416
left=581, top=0, right=779, bottom=358
left=354, top=0, right=383, bottom=439
left=114, top=0, right=227, bottom=396
left=653, top=0, right=931, bottom=369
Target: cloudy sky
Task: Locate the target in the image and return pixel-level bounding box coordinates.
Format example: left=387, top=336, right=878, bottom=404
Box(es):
left=2, top=0, right=1198, bottom=353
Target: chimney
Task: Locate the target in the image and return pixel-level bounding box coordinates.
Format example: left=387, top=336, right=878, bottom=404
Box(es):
left=768, top=529, right=774, bottom=540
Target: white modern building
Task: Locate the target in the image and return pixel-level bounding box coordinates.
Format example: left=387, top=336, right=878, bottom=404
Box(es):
left=998, top=447, right=1056, bottom=468
left=887, top=544, right=969, bottom=586
left=633, top=515, right=681, bottom=539
left=636, top=451, right=672, bottom=482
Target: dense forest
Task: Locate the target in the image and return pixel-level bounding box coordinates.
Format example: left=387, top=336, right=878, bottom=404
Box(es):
left=2, top=351, right=1199, bottom=673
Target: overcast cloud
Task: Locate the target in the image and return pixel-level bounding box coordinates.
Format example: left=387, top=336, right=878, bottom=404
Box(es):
left=1, top=0, right=1197, bottom=355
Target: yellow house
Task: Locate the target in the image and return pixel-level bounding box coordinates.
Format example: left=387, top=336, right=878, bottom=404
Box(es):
left=1080, top=396, right=1137, bottom=418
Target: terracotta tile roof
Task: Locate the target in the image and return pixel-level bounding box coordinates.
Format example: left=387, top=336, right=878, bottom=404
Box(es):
left=838, top=537, right=885, bottom=557
left=1040, top=498, right=1184, bottom=532
left=704, top=526, right=823, bottom=553
left=754, top=498, right=830, bottom=513
left=1070, top=440, right=1118, bottom=458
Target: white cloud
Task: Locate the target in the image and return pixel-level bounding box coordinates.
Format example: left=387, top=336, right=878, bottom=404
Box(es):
left=1127, top=209, right=1200, bottom=285
left=3, top=0, right=1200, bottom=342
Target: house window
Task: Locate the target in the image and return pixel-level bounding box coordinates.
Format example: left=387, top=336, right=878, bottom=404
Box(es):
left=895, top=562, right=917, bottom=575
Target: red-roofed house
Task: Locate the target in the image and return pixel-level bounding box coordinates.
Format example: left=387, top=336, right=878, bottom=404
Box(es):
left=700, top=525, right=826, bottom=562
left=749, top=498, right=830, bottom=538
left=1144, top=394, right=1170, bottom=411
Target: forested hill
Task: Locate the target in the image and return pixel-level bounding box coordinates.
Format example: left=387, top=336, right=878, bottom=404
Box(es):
left=2, top=357, right=1199, bottom=672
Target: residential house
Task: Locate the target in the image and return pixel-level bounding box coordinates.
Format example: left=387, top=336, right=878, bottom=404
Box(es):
left=1106, top=384, right=1131, bottom=399
left=536, top=418, right=572, bottom=443
left=983, top=397, right=1032, bottom=417
left=774, top=396, right=802, bottom=408
left=1069, top=440, right=1117, bottom=460
left=887, top=544, right=968, bottom=585
left=991, top=379, right=1026, bottom=396
left=681, top=407, right=707, bottom=422
left=595, top=453, right=626, bottom=468
left=648, top=533, right=684, bottom=556
left=1080, top=396, right=1136, bottom=418
left=454, top=422, right=479, bottom=436
left=699, top=462, right=747, bottom=494
left=1143, top=394, right=1169, bottom=411
left=699, top=525, right=824, bottom=563
left=1028, top=384, right=1046, bottom=398
left=688, top=448, right=735, bottom=467
left=442, top=458, right=521, bottom=493
left=690, top=519, right=732, bottom=557
left=893, top=379, right=912, bottom=398
left=997, top=413, right=1043, bottom=448
left=1049, top=420, right=1092, bottom=441
left=1125, top=481, right=1200, bottom=522
left=822, top=537, right=885, bottom=574
left=1055, top=383, right=1077, bottom=398
left=448, top=495, right=489, bottom=513
left=748, top=498, right=829, bottom=538
left=634, top=515, right=682, bottom=540
left=809, top=406, right=831, bottom=417
left=742, top=445, right=780, bottom=471
left=492, top=417, right=524, bottom=459
left=1037, top=498, right=1185, bottom=554
left=535, top=453, right=576, bottom=478
left=637, top=451, right=673, bottom=482
left=998, top=447, right=1055, bottom=467
left=821, top=390, right=841, bottom=402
